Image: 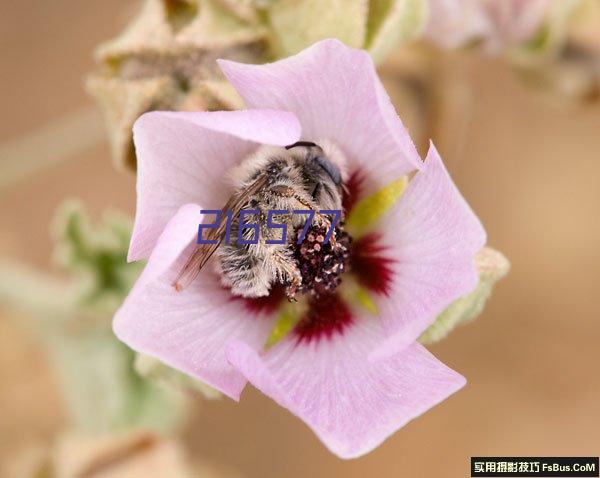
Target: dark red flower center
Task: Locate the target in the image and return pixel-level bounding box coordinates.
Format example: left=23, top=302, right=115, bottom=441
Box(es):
left=240, top=284, right=286, bottom=315
left=350, top=233, right=395, bottom=297
left=242, top=168, right=396, bottom=343
left=294, top=293, right=353, bottom=343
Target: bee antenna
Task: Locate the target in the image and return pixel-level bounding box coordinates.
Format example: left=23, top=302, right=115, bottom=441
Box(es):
left=285, top=141, right=319, bottom=150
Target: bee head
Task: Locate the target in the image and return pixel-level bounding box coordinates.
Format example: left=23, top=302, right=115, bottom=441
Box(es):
left=286, top=141, right=343, bottom=210
left=313, top=155, right=342, bottom=186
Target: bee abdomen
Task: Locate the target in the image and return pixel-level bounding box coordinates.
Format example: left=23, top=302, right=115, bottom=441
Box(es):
left=217, top=244, right=271, bottom=297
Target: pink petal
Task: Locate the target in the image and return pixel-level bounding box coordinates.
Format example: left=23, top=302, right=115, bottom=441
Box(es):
left=371, top=143, right=486, bottom=360
left=425, top=0, right=491, bottom=49
left=425, top=0, right=550, bottom=52
left=227, top=319, right=465, bottom=459
left=218, top=39, right=422, bottom=191
left=114, top=204, right=276, bottom=400
left=483, top=0, right=550, bottom=52
left=129, top=109, right=301, bottom=261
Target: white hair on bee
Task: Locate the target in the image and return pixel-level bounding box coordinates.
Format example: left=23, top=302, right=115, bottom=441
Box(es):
left=227, top=139, right=348, bottom=187
left=227, top=145, right=283, bottom=186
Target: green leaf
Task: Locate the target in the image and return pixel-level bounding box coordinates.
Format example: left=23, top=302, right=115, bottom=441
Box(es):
left=0, top=202, right=195, bottom=435
left=0, top=259, right=75, bottom=325
left=50, top=329, right=186, bottom=435
left=346, top=176, right=408, bottom=234
left=366, top=0, right=429, bottom=63
left=211, top=0, right=263, bottom=24
left=164, top=0, right=198, bottom=32
left=419, top=247, right=510, bottom=344
left=0, top=261, right=187, bottom=435
left=513, top=0, right=583, bottom=62
left=52, top=200, right=144, bottom=314
left=135, top=353, right=222, bottom=400
left=268, top=0, right=369, bottom=56
left=194, top=0, right=267, bottom=43
left=197, top=79, right=245, bottom=110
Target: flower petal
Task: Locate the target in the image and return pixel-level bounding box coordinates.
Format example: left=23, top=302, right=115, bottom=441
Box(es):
left=114, top=204, right=276, bottom=400
left=129, top=109, right=301, bottom=261
left=227, top=319, right=465, bottom=459
left=425, top=0, right=551, bottom=52
left=482, top=0, right=551, bottom=52
left=425, top=0, right=491, bottom=49
left=371, top=143, right=486, bottom=360
left=218, top=39, right=422, bottom=190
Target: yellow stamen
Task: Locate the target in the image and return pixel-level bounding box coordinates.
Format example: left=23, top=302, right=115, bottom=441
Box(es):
left=346, top=176, right=408, bottom=234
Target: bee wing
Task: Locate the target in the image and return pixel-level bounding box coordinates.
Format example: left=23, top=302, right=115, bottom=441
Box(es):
left=172, top=175, right=268, bottom=291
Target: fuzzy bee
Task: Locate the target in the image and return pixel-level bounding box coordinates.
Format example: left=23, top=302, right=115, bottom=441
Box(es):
left=173, top=140, right=349, bottom=299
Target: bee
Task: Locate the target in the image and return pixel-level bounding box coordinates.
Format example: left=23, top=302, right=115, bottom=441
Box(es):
left=172, top=140, right=348, bottom=299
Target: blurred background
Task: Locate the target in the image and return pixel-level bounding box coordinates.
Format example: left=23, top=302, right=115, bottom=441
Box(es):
left=1, top=1, right=599, bottom=477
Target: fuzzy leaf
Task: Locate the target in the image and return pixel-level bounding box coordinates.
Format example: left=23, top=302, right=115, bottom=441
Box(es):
left=268, top=0, right=369, bottom=56
left=135, top=354, right=222, bottom=399
left=346, top=176, right=408, bottom=234
left=195, top=79, right=245, bottom=110
left=52, top=201, right=144, bottom=314
left=515, top=0, right=583, bottom=61
left=0, top=202, right=194, bottom=435
left=0, top=259, right=74, bottom=324
left=211, top=0, right=263, bottom=24
left=0, top=260, right=187, bottom=435
left=186, top=0, right=267, bottom=45
left=419, top=247, right=510, bottom=344
left=89, top=0, right=267, bottom=170
left=164, top=0, right=198, bottom=32
left=51, top=329, right=186, bottom=435
left=366, top=0, right=429, bottom=63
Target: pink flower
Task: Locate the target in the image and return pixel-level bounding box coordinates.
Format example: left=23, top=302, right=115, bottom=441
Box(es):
left=426, top=0, right=552, bottom=53
left=114, top=39, right=486, bottom=458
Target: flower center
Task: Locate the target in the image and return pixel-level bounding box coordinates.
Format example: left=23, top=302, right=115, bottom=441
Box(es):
left=294, top=294, right=353, bottom=343
left=242, top=167, right=400, bottom=345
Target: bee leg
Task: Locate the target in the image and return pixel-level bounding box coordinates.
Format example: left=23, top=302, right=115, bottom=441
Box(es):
left=285, top=277, right=301, bottom=302
left=328, top=225, right=338, bottom=247
left=268, top=247, right=302, bottom=302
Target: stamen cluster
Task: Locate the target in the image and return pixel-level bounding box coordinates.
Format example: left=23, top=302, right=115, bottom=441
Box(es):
left=293, top=224, right=352, bottom=298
